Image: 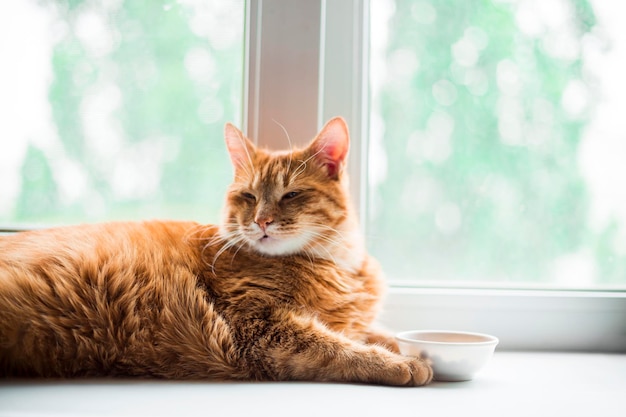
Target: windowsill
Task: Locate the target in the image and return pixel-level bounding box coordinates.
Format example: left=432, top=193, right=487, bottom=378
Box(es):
left=1, top=352, right=625, bottom=417
left=380, top=287, right=626, bottom=352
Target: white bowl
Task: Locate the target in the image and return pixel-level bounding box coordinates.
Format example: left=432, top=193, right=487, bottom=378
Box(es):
left=396, top=330, right=499, bottom=382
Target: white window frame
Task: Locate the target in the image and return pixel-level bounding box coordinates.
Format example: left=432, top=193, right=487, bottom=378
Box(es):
left=245, top=0, right=626, bottom=352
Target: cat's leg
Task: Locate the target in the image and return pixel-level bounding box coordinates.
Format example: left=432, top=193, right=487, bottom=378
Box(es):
left=362, top=327, right=401, bottom=353
left=237, top=309, right=432, bottom=386
left=131, top=292, right=245, bottom=380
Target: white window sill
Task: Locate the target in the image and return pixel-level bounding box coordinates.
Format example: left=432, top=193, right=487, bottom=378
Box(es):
left=380, top=287, right=626, bottom=352
left=1, top=352, right=624, bottom=417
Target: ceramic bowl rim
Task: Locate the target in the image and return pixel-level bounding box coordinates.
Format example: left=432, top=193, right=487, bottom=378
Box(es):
left=396, top=330, right=499, bottom=347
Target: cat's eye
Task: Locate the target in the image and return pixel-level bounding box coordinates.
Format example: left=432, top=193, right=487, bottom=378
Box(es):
left=281, top=191, right=299, bottom=201
left=241, top=192, right=256, bottom=201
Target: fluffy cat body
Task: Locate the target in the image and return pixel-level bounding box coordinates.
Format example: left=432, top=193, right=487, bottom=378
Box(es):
left=0, top=118, right=432, bottom=386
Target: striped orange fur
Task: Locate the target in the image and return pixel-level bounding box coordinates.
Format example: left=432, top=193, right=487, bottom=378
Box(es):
left=0, top=118, right=432, bottom=385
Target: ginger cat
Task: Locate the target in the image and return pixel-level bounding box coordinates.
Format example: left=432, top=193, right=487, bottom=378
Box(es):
left=0, top=117, right=432, bottom=386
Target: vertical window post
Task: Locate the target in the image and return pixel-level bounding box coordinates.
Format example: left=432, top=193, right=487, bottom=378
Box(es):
left=244, top=0, right=369, bottom=218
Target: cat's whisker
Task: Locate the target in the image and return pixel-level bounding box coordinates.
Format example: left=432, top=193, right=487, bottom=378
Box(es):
left=183, top=223, right=214, bottom=244
left=297, top=221, right=346, bottom=236
left=237, top=164, right=255, bottom=185
left=290, top=160, right=307, bottom=183
left=301, top=226, right=341, bottom=242
left=301, top=248, right=316, bottom=270
left=234, top=172, right=252, bottom=183
left=233, top=132, right=257, bottom=180
left=272, top=119, right=294, bottom=174
left=205, top=227, right=233, bottom=248
left=309, top=234, right=344, bottom=252
left=290, top=145, right=327, bottom=183
left=295, top=223, right=347, bottom=246
left=202, top=225, right=240, bottom=256
left=306, top=242, right=338, bottom=266
left=293, top=229, right=344, bottom=259
left=272, top=119, right=294, bottom=152
left=303, top=146, right=326, bottom=165
left=228, top=239, right=249, bottom=267
left=210, top=233, right=248, bottom=273
left=268, top=224, right=344, bottom=249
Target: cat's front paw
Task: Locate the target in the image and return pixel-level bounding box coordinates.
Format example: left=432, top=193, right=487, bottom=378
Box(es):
left=374, top=354, right=433, bottom=386
left=367, top=347, right=433, bottom=386
left=403, top=357, right=433, bottom=386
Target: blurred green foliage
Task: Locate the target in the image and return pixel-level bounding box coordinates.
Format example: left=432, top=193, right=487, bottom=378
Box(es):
left=368, top=0, right=625, bottom=286
left=5, top=0, right=624, bottom=287
left=11, top=0, right=243, bottom=225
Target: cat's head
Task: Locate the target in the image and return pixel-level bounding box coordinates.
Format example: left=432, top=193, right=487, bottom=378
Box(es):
left=220, top=117, right=359, bottom=261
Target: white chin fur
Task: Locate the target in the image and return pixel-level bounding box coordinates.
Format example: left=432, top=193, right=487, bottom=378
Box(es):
left=249, top=234, right=309, bottom=256
left=224, top=220, right=365, bottom=272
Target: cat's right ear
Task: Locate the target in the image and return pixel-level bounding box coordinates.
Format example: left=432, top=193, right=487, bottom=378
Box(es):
left=224, top=123, right=256, bottom=172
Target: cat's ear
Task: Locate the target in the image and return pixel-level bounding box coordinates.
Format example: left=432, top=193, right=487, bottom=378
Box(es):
left=224, top=123, right=256, bottom=172
left=309, top=117, right=350, bottom=179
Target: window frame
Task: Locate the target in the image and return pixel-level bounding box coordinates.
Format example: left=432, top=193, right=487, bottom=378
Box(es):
left=246, top=0, right=626, bottom=352
left=3, top=0, right=624, bottom=352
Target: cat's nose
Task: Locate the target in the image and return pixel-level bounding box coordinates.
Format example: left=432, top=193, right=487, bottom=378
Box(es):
left=255, top=217, right=274, bottom=232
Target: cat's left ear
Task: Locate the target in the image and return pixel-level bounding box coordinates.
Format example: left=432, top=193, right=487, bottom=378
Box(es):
left=309, top=117, right=350, bottom=179
left=224, top=123, right=256, bottom=172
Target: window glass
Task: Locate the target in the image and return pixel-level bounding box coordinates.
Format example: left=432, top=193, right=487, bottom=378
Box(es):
left=368, top=0, right=626, bottom=289
left=0, top=0, right=244, bottom=227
